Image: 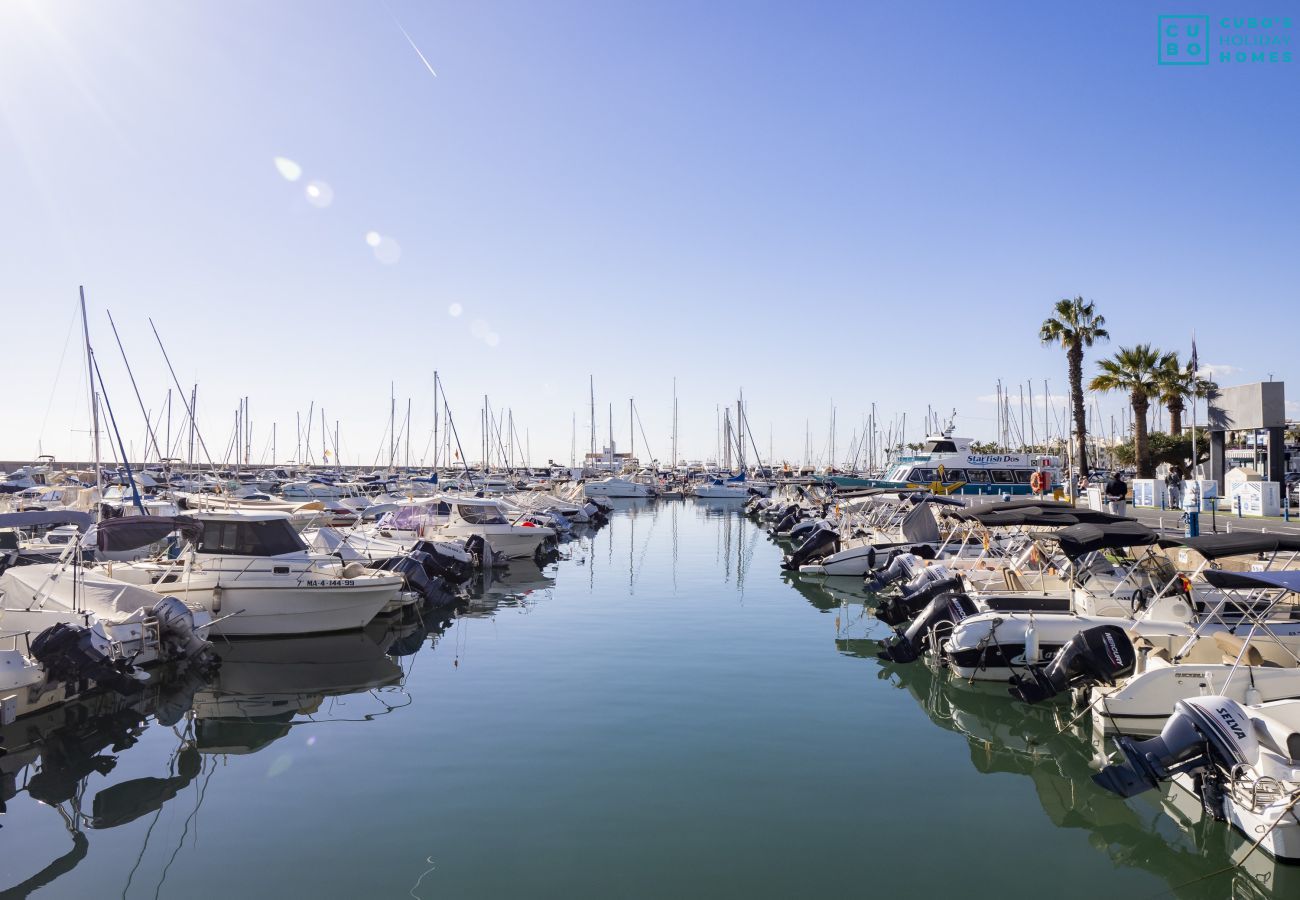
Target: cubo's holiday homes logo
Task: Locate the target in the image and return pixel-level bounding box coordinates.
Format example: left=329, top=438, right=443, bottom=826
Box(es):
left=1159, top=14, right=1293, bottom=65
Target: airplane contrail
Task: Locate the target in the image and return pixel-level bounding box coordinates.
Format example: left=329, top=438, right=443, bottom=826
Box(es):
left=386, top=4, right=438, bottom=79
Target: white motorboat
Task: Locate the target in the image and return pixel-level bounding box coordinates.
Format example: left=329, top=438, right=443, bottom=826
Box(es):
left=1009, top=568, right=1300, bottom=736
left=584, top=476, right=655, bottom=499
left=1094, top=693, right=1300, bottom=862
left=693, top=475, right=759, bottom=500
left=99, top=511, right=403, bottom=637
left=433, top=497, right=555, bottom=559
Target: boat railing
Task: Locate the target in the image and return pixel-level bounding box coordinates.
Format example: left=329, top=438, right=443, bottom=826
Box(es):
left=0, top=628, right=33, bottom=655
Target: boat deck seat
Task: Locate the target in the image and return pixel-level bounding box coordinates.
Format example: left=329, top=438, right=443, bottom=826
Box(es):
left=1213, top=633, right=1300, bottom=668
left=1252, top=708, right=1300, bottom=764
left=1131, top=636, right=1175, bottom=667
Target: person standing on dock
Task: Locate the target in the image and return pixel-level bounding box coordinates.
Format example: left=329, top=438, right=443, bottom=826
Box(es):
left=1165, top=470, right=1182, bottom=511
left=1105, top=471, right=1127, bottom=517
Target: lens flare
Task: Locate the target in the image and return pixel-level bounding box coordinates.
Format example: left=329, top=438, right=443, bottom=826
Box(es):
left=274, top=157, right=302, bottom=181
left=304, top=181, right=333, bottom=208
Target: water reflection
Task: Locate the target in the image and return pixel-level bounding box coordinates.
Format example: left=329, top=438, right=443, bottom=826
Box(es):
left=4, top=505, right=1299, bottom=899
left=801, top=581, right=1300, bottom=900
left=0, top=602, right=459, bottom=896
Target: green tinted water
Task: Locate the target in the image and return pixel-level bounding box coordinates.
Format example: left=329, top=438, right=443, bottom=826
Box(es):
left=1, top=501, right=1294, bottom=898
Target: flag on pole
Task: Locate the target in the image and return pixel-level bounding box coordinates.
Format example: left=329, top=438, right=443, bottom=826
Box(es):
left=1189, top=334, right=1199, bottom=375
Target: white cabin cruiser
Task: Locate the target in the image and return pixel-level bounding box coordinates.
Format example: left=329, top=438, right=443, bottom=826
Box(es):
left=433, top=497, right=556, bottom=559
left=694, top=474, right=761, bottom=500
left=584, top=476, right=655, bottom=499
left=98, top=512, right=403, bottom=637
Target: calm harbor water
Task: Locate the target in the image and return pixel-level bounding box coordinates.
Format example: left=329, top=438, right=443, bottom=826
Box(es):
left=2, top=501, right=1296, bottom=899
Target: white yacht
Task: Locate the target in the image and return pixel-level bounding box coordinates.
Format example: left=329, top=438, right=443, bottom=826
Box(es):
left=101, top=511, right=403, bottom=637
left=584, top=476, right=655, bottom=499
left=693, top=475, right=759, bottom=500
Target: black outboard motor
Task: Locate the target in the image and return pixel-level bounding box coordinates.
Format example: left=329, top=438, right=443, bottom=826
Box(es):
left=769, top=505, right=803, bottom=535
left=464, top=534, right=489, bottom=569
left=1009, top=624, right=1136, bottom=704
left=875, top=575, right=964, bottom=627
left=412, top=539, right=475, bottom=584
left=785, top=518, right=823, bottom=544
left=388, top=551, right=437, bottom=600
left=877, top=592, right=978, bottom=664
left=1092, top=696, right=1256, bottom=802
left=781, top=524, right=840, bottom=571
left=30, top=622, right=143, bottom=696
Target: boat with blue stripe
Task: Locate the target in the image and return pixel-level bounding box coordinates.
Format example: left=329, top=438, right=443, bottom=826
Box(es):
left=829, top=433, right=1061, bottom=497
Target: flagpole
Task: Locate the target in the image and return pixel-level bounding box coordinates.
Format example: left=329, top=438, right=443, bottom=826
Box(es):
left=1190, top=332, right=1198, bottom=482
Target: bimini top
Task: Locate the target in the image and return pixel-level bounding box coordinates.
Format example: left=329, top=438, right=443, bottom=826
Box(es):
left=1043, top=521, right=1159, bottom=559
left=1164, top=532, right=1300, bottom=560
left=95, top=515, right=203, bottom=552
left=1203, top=568, right=1300, bottom=593
left=949, top=505, right=1129, bottom=527
left=0, top=509, right=94, bottom=531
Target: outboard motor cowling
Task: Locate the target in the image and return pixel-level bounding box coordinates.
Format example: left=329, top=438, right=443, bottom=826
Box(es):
left=1009, top=624, right=1136, bottom=704
left=151, top=596, right=213, bottom=662
left=863, top=552, right=919, bottom=593
left=30, top=622, right=144, bottom=696
left=877, top=592, right=978, bottom=664
left=875, top=575, right=964, bottom=627
left=1092, top=696, right=1257, bottom=800
left=782, top=524, right=840, bottom=571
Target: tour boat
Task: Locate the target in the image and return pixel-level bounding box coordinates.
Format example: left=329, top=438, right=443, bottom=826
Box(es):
left=830, top=433, right=1061, bottom=497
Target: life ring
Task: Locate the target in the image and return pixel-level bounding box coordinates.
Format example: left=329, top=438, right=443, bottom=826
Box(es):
left=1030, top=471, right=1046, bottom=494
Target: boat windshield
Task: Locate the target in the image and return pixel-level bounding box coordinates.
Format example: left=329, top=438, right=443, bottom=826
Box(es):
left=456, top=504, right=508, bottom=526
left=197, top=519, right=307, bottom=556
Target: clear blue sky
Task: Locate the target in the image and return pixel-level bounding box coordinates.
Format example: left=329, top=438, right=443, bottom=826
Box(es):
left=2, top=0, right=1296, bottom=466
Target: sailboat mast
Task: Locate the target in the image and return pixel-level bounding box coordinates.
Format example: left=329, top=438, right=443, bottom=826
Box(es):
left=79, top=287, right=101, bottom=499
left=737, top=393, right=744, bottom=472
left=671, top=377, right=678, bottom=471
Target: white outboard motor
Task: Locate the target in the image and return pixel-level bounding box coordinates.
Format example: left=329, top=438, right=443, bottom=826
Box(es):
left=1093, top=696, right=1258, bottom=804
left=1009, top=624, right=1136, bottom=704
left=863, top=552, right=921, bottom=593
left=152, top=596, right=214, bottom=662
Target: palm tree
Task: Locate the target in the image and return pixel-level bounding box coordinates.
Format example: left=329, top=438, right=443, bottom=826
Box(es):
left=1039, top=297, right=1109, bottom=476
left=1089, top=344, right=1170, bottom=478
left=1155, top=354, right=1218, bottom=436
